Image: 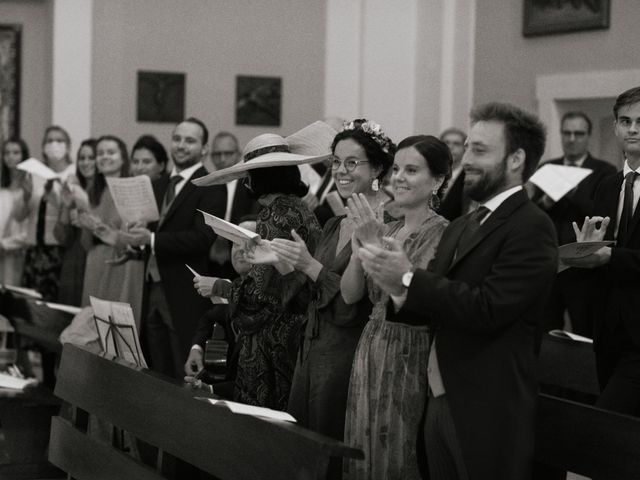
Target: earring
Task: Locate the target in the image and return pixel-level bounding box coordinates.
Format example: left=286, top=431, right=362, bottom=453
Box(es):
left=371, top=178, right=380, bottom=192
left=429, top=190, right=440, bottom=210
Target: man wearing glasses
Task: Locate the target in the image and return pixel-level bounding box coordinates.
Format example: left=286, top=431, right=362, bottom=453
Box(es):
left=531, top=111, right=616, bottom=336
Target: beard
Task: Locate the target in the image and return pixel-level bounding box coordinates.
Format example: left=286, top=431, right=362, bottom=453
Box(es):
left=463, top=156, right=508, bottom=203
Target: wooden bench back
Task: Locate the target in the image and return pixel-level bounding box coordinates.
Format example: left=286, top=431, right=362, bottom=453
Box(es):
left=49, top=344, right=363, bottom=480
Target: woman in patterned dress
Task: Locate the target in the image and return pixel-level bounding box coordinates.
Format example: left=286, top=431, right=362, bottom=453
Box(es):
left=341, top=135, right=452, bottom=480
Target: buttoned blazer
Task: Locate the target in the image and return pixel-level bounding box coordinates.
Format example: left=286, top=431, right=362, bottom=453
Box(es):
left=146, top=167, right=227, bottom=356
left=388, top=190, right=558, bottom=480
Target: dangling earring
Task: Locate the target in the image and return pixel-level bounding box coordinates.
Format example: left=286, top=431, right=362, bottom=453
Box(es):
left=429, top=190, right=440, bottom=211
left=371, top=178, right=380, bottom=192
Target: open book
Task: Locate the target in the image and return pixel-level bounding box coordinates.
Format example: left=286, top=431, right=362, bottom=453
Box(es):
left=106, top=176, right=160, bottom=224
left=529, top=164, right=592, bottom=202
left=196, top=397, right=296, bottom=422
left=90, top=297, right=147, bottom=368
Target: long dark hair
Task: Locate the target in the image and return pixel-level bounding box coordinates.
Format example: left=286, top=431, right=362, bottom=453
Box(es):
left=396, top=135, right=452, bottom=203
left=1, top=138, right=29, bottom=188
left=131, top=134, right=169, bottom=174
left=75, top=139, right=97, bottom=191
left=90, top=135, right=130, bottom=207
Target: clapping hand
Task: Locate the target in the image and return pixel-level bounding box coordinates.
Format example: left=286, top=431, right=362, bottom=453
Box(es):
left=572, top=216, right=610, bottom=243
left=358, top=236, right=412, bottom=296
left=244, top=238, right=294, bottom=274
left=345, top=193, right=384, bottom=248
left=271, top=229, right=322, bottom=278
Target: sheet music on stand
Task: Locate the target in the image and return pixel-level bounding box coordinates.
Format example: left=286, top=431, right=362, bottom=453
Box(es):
left=90, top=296, right=147, bottom=368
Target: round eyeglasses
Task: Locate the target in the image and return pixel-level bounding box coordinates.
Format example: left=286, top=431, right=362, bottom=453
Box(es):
left=330, top=156, right=370, bottom=172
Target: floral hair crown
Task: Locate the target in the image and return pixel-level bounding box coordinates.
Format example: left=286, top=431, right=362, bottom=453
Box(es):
left=342, top=119, right=393, bottom=154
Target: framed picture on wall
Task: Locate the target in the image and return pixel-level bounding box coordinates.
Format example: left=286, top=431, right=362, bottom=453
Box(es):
left=523, top=0, right=610, bottom=37
left=235, top=75, right=281, bottom=127
left=0, top=24, right=21, bottom=144
left=137, top=71, right=185, bottom=123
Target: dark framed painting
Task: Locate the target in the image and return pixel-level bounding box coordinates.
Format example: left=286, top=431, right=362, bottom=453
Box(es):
left=137, top=71, right=185, bottom=123
left=235, top=75, right=281, bottom=127
left=523, top=0, right=610, bottom=37
left=0, top=24, right=21, bottom=144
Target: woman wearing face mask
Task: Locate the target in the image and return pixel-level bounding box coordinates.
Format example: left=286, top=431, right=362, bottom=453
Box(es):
left=0, top=138, right=30, bottom=285
left=268, top=120, right=393, bottom=477
left=54, top=139, right=97, bottom=306
left=341, top=136, right=452, bottom=480
left=77, top=135, right=144, bottom=328
left=14, top=126, right=76, bottom=301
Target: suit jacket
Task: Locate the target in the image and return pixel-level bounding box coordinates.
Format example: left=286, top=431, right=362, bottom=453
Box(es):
left=591, top=172, right=640, bottom=356
left=534, top=154, right=616, bottom=244
left=388, top=190, right=558, bottom=480
left=147, top=166, right=227, bottom=358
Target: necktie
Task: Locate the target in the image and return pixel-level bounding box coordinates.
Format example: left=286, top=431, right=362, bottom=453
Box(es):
left=163, top=175, right=182, bottom=212
left=617, top=171, right=639, bottom=245
left=457, top=206, right=490, bottom=254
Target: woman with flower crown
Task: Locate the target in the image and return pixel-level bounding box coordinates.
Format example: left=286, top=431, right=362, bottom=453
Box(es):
left=270, top=119, right=393, bottom=478
left=341, top=135, right=452, bottom=479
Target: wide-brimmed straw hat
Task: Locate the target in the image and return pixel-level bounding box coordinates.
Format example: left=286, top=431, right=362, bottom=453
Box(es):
left=192, top=121, right=336, bottom=186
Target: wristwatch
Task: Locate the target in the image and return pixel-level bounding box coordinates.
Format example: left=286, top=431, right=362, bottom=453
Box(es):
left=402, top=271, right=414, bottom=289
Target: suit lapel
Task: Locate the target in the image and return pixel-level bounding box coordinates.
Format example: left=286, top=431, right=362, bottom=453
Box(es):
left=601, top=173, right=623, bottom=241
left=447, top=190, right=528, bottom=273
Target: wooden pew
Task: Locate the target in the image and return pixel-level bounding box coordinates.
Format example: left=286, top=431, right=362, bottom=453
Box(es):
left=49, top=343, right=364, bottom=480
left=536, top=393, right=640, bottom=479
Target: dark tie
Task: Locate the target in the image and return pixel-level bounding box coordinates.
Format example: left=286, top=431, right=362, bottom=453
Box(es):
left=457, top=206, right=490, bottom=254
left=163, top=175, right=182, bottom=212
left=617, top=171, right=639, bottom=245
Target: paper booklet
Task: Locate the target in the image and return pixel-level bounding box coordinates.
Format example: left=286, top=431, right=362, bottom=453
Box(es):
left=90, top=296, right=147, bottom=368
left=529, top=164, right=592, bottom=202
left=1, top=284, right=43, bottom=299
left=549, top=329, right=593, bottom=344
left=16, top=158, right=59, bottom=180
left=557, top=240, right=614, bottom=273
left=199, top=210, right=259, bottom=245
left=106, top=176, right=160, bottom=224
left=35, top=301, right=82, bottom=316
left=196, top=397, right=297, bottom=422
left=0, top=372, right=38, bottom=390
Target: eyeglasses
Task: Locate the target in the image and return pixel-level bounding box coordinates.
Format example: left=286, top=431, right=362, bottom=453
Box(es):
left=330, top=156, right=369, bottom=172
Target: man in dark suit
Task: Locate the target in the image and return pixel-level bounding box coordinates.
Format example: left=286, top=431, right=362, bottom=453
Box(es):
left=439, top=127, right=474, bottom=221
left=531, top=111, right=617, bottom=335
left=358, top=103, right=558, bottom=479
left=564, top=86, right=640, bottom=417
left=207, top=131, right=259, bottom=278
left=127, top=117, right=226, bottom=379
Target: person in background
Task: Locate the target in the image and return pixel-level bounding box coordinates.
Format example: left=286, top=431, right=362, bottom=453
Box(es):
left=530, top=111, right=616, bottom=336
left=78, top=135, right=144, bottom=327
left=564, top=86, right=640, bottom=418
left=208, top=131, right=259, bottom=279
left=0, top=138, right=30, bottom=285
left=439, top=127, right=472, bottom=221
left=124, top=118, right=226, bottom=379
left=130, top=135, right=169, bottom=182
left=340, top=135, right=451, bottom=480
left=269, top=119, right=392, bottom=478
left=186, top=218, right=258, bottom=395
left=55, top=139, right=97, bottom=306
left=14, top=126, right=76, bottom=301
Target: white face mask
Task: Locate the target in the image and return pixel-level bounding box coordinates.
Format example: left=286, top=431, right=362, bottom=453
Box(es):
left=44, top=141, right=68, bottom=162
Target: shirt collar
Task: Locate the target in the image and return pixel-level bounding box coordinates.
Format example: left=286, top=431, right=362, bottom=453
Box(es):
left=170, top=161, right=202, bottom=180
left=564, top=153, right=588, bottom=167
left=481, top=185, right=523, bottom=214
left=623, top=159, right=640, bottom=176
